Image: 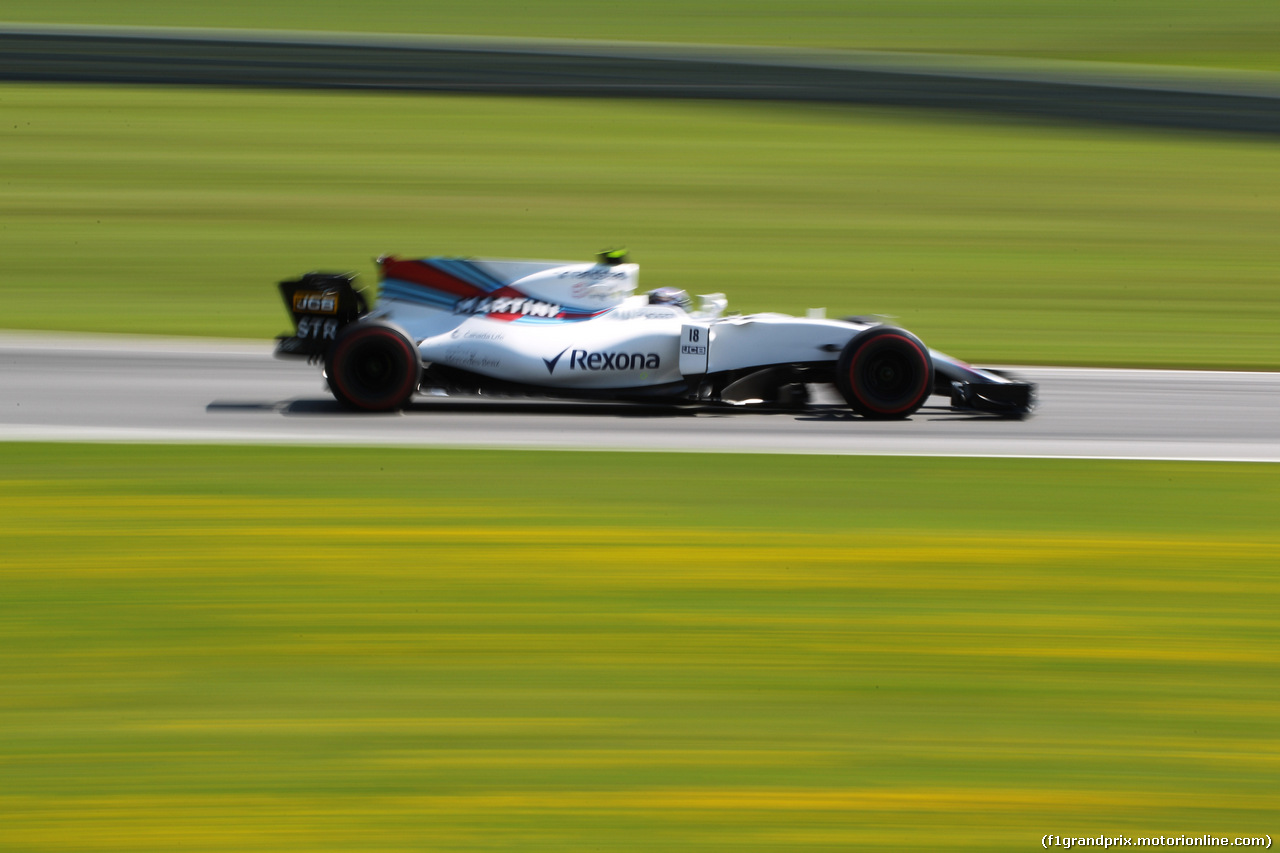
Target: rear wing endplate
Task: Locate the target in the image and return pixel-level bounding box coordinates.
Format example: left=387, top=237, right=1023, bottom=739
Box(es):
left=275, top=273, right=368, bottom=357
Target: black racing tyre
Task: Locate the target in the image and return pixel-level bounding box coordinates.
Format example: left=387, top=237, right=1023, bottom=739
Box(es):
left=325, top=321, right=421, bottom=412
left=835, top=326, right=934, bottom=419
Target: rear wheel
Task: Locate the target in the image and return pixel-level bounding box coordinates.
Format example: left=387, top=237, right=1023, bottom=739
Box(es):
left=835, top=327, right=934, bottom=419
left=325, top=322, right=421, bottom=412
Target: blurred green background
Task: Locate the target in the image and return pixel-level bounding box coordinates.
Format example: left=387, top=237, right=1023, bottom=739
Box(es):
left=3, top=85, right=1278, bottom=367
left=2, top=445, right=1277, bottom=851
left=3, top=4, right=1279, bottom=851
left=6, top=0, right=1280, bottom=70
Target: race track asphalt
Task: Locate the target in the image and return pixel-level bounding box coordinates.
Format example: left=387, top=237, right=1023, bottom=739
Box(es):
left=1, top=332, right=1277, bottom=461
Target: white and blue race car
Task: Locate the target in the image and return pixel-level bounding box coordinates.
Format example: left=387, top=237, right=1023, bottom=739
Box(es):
left=275, top=251, right=1034, bottom=418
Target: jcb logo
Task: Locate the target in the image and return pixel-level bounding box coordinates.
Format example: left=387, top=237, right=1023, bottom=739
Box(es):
left=293, top=291, right=338, bottom=314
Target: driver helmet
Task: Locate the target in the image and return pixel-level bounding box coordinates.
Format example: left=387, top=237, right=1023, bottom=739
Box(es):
left=648, top=287, right=693, bottom=313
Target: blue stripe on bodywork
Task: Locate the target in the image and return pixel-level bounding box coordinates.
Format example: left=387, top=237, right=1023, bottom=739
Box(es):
left=428, top=258, right=507, bottom=293
left=378, top=279, right=459, bottom=310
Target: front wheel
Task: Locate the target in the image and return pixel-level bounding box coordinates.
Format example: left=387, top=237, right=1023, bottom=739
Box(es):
left=835, top=326, right=934, bottom=419
left=325, top=321, right=422, bottom=412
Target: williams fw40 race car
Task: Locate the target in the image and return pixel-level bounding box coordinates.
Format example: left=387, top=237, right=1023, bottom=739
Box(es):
left=275, top=251, right=1035, bottom=418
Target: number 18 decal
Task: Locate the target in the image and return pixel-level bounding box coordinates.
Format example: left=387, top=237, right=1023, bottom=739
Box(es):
left=679, top=324, right=709, bottom=373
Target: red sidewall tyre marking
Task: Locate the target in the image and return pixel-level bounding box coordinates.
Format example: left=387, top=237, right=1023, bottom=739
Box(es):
left=330, top=328, right=418, bottom=410
left=848, top=333, right=931, bottom=416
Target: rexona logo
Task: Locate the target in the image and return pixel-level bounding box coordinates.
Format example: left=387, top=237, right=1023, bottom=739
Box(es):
left=455, top=295, right=561, bottom=318
left=543, top=348, right=660, bottom=375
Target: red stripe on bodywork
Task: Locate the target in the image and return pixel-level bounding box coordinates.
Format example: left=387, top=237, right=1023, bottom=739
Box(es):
left=380, top=258, right=486, bottom=299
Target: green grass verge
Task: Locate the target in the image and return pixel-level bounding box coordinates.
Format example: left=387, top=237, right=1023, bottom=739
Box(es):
left=5, top=0, right=1280, bottom=71
left=1, top=444, right=1277, bottom=851
left=3, top=84, right=1279, bottom=368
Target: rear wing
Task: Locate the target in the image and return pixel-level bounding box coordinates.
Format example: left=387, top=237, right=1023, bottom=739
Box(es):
left=275, top=273, right=369, bottom=357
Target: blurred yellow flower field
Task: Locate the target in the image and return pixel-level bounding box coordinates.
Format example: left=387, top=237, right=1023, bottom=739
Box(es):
left=1, top=445, right=1277, bottom=850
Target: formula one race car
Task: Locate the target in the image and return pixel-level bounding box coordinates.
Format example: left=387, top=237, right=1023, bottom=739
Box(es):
left=274, top=251, right=1035, bottom=418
